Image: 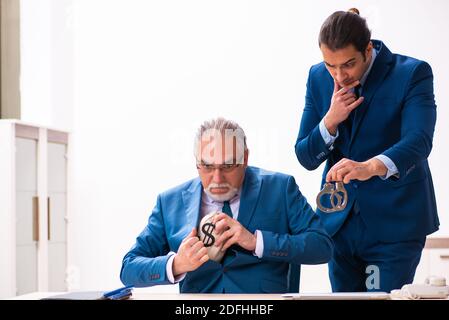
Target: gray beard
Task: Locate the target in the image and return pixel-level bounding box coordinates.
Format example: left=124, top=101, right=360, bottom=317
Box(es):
left=204, top=184, right=238, bottom=202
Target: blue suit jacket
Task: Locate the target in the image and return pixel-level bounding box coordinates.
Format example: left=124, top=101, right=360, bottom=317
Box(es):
left=120, top=166, right=333, bottom=293
left=295, top=40, right=439, bottom=242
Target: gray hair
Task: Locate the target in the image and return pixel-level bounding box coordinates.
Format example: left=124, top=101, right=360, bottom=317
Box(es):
left=194, top=117, right=248, bottom=164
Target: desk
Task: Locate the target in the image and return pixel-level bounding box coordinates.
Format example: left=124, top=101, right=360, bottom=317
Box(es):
left=10, top=292, right=284, bottom=300
left=9, top=291, right=449, bottom=300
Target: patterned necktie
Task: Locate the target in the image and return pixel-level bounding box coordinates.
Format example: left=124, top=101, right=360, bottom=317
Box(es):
left=222, top=201, right=233, bottom=218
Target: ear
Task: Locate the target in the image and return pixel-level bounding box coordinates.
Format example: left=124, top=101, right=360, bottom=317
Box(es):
left=365, top=41, right=373, bottom=58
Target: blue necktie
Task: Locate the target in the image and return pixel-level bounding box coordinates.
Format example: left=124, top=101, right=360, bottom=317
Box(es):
left=222, top=201, right=233, bottom=218
left=221, top=201, right=235, bottom=266
left=354, top=84, right=362, bottom=99
left=347, top=84, right=362, bottom=134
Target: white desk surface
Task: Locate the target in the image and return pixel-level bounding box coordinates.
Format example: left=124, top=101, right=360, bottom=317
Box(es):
left=9, top=292, right=284, bottom=300
left=8, top=291, right=449, bottom=300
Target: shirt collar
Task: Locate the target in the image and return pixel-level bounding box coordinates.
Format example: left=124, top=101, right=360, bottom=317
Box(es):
left=202, top=187, right=241, bottom=206
left=359, top=46, right=377, bottom=86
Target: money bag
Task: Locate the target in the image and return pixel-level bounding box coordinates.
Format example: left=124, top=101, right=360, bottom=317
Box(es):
left=198, top=211, right=225, bottom=262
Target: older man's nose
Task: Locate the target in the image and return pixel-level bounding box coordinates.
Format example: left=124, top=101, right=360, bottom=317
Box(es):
left=212, top=168, right=225, bottom=183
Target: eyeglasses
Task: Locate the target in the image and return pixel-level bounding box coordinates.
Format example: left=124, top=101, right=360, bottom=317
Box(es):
left=196, top=163, right=241, bottom=173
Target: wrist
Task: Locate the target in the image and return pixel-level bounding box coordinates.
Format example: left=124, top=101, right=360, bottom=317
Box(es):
left=368, top=158, right=387, bottom=177
left=251, top=232, right=257, bottom=251
left=172, top=255, right=187, bottom=276
left=323, top=115, right=338, bottom=136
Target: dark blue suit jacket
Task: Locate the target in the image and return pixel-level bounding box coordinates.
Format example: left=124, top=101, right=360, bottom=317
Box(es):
left=295, top=40, right=439, bottom=242
left=120, top=166, right=333, bottom=293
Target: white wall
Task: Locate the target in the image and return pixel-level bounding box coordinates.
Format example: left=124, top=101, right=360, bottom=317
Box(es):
left=18, top=0, right=449, bottom=292
left=20, top=0, right=74, bottom=131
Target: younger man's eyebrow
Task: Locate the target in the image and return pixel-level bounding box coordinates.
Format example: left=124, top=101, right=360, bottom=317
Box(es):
left=324, top=57, right=356, bottom=67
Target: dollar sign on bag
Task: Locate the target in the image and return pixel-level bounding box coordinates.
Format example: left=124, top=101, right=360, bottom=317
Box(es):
left=201, top=222, right=215, bottom=247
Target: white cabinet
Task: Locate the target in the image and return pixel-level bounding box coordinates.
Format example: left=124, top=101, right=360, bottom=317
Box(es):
left=0, top=120, right=70, bottom=298
left=414, top=238, right=449, bottom=285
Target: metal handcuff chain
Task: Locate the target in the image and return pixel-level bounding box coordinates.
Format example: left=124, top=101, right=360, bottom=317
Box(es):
left=316, top=181, right=348, bottom=213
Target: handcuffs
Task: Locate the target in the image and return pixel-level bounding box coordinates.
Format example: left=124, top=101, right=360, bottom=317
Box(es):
left=316, top=181, right=348, bottom=213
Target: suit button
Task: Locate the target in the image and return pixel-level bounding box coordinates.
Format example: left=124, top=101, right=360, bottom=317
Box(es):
left=353, top=183, right=358, bottom=188
left=223, top=267, right=228, bottom=273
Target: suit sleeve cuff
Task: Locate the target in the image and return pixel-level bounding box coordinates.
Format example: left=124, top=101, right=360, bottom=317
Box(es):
left=319, top=118, right=338, bottom=149
left=375, top=155, right=399, bottom=179
left=166, top=252, right=186, bottom=283
left=253, top=230, right=264, bottom=258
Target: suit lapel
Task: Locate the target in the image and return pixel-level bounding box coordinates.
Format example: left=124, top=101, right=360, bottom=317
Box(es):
left=182, top=178, right=203, bottom=231
left=350, top=41, right=394, bottom=148
left=237, top=167, right=263, bottom=228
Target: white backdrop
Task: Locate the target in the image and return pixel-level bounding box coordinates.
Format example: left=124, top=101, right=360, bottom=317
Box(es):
left=19, top=0, right=449, bottom=292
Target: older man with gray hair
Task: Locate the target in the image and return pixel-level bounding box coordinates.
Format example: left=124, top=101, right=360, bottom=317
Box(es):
left=120, top=117, right=333, bottom=293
